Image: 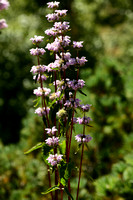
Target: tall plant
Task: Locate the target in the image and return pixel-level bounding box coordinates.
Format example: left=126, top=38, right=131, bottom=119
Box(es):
left=26, top=1, right=93, bottom=199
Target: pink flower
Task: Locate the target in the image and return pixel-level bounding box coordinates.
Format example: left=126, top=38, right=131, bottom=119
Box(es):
left=77, top=117, right=92, bottom=124
left=30, top=35, right=44, bottom=44
left=30, top=65, right=47, bottom=74
left=33, top=74, right=47, bottom=82
left=33, top=87, right=51, bottom=96
left=47, top=1, right=60, bottom=9
left=45, top=126, right=57, bottom=135
left=45, top=136, right=59, bottom=146
left=55, top=9, right=68, bottom=17
left=35, top=107, right=50, bottom=117
left=45, top=27, right=58, bottom=36
left=0, top=0, right=9, bottom=10
left=80, top=104, right=91, bottom=112
left=73, top=41, right=83, bottom=48
left=46, top=13, right=59, bottom=21
left=0, top=19, right=8, bottom=29
left=75, top=134, right=92, bottom=143
left=47, top=154, right=63, bottom=166
left=54, top=21, right=70, bottom=32
left=30, top=48, right=46, bottom=56
left=76, top=56, right=88, bottom=66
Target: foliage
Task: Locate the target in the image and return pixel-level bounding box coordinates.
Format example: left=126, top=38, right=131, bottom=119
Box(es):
left=0, top=0, right=133, bottom=200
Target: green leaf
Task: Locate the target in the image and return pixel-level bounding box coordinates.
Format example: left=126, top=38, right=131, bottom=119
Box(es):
left=24, top=142, right=43, bottom=154
left=33, top=97, right=40, bottom=107
left=78, top=89, right=87, bottom=96
left=41, top=185, right=60, bottom=195
left=60, top=178, right=67, bottom=186
left=64, top=187, right=74, bottom=200
left=42, top=143, right=52, bottom=156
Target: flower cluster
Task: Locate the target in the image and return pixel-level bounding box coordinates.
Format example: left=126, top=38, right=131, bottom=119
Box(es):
left=75, top=134, right=92, bottom=143
left=29, top=1, right=93, bottom=198
left=0, top=0, right=9, bottom=30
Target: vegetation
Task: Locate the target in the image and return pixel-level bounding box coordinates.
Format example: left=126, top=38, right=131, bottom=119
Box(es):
left=0, top=0, right=133, bottom=199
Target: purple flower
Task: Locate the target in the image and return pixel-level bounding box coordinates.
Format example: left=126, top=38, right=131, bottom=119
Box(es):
left=54, top=21, right=70, bottom=32
left=0, top=0, right=9, bottom=10
left=64, top=100, right=73, bottom=108
left=30, top=65, right=47, bottom=74
left=47, top=59, right=61, bottom=71
left=75, top=134, right=92, bottom=143
left=66, top=79, right=85, bottom=90
left=33, top=87, right=51, bottom=96
left=30, top=35, right=44, bottom=44
left=46, top=40, right=61, bottom=52
left=55, top=9, right=68, bottom=17
left=66, top=58, right=76, bottom=66
left=73, top=41, right=83, bottom=48
left=45, top=27, right=58, bottom=36
left=77, top=117, right=92, bottom=125
left=46, top=13, right=59, bottom=22
left=35, top=107, right=50, bottom=117
left=47, top=154, right=63, bottom=166
left=33, top=74, right=47, bottom=82
left=45, top=126, right=57, bottom=135
left=80, top=104, right=91, bottom=112
left=74, top=98, right=81, bottom=108
left=0, top=19, right=8, bottom=29
left=45, top=136, right=60, bottom=146
left=61, top=35, right=71, bottom=47
left=30, top=48, right=46, bottom=56
left=76, top=56, right=88, bottom=66
left=47, top=1, right=60, bottom=9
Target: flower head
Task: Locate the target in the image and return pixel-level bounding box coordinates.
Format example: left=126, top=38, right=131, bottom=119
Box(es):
left=80, top=104, right=91, bottom=112
left=75, top=134, right=92, bottom=143
left=30, top=48, right=46, bottom=56
left=77, top=116, right=92, bottom=124
left=47, top=154, right=63, bottom=166
left=56, top=108, right=67, bottom=118
left=45, top=136, right=59, bottom=146
left=73, top=41, right=83, bottom=48
left=30, top=35, right=44, bottom=44
left=0, top=19, right=8, bottom=29
left=47, top=1, right=60, bottom=9
left=33, top=87, right=51, bottom=96
left=35, top=107, right=50, bottom=117
left=0, top=0, right=9, bottom=10
left=30, top=65, right=47, bottom=74
left=45, top=126, right=57, bottom=135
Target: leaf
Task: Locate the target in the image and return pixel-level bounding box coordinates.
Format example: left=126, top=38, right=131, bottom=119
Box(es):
left=60, top=178, right=67, bottom=186
left=33, top=97, right=41, bottom=107
left=78, top=89, right=87, bottom=96
left=42, top=143, right=52, bottom=156
left=64, top=187, right=74, bottom=200
left=41, top=185, right=60, bottom=195
left=24, top=142, right=43, bottom=154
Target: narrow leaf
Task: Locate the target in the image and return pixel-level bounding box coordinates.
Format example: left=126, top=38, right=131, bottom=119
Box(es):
left=78, top=89, right=87, bottom=96
left=24, top=142, right=43, bottom=154
left=41, top=185, right=60, bottom=195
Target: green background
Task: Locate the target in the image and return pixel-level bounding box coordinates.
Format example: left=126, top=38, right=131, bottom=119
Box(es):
left=0, top=0, right=133, bottom=199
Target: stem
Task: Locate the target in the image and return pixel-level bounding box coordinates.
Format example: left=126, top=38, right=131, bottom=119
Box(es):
left=37, top=56, right=53, bottom=199
left=47, top=166, right=54, bottom=200
left=76, top=143, right=84, bottom=200
left=76, top=115, right=86, bottom=200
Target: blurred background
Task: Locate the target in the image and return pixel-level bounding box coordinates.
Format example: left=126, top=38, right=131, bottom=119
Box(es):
left=0, top=0, right=133, bottom=199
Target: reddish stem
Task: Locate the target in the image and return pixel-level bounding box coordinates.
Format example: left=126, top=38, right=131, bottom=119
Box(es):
left=76, top=143, right=84, bottom=200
